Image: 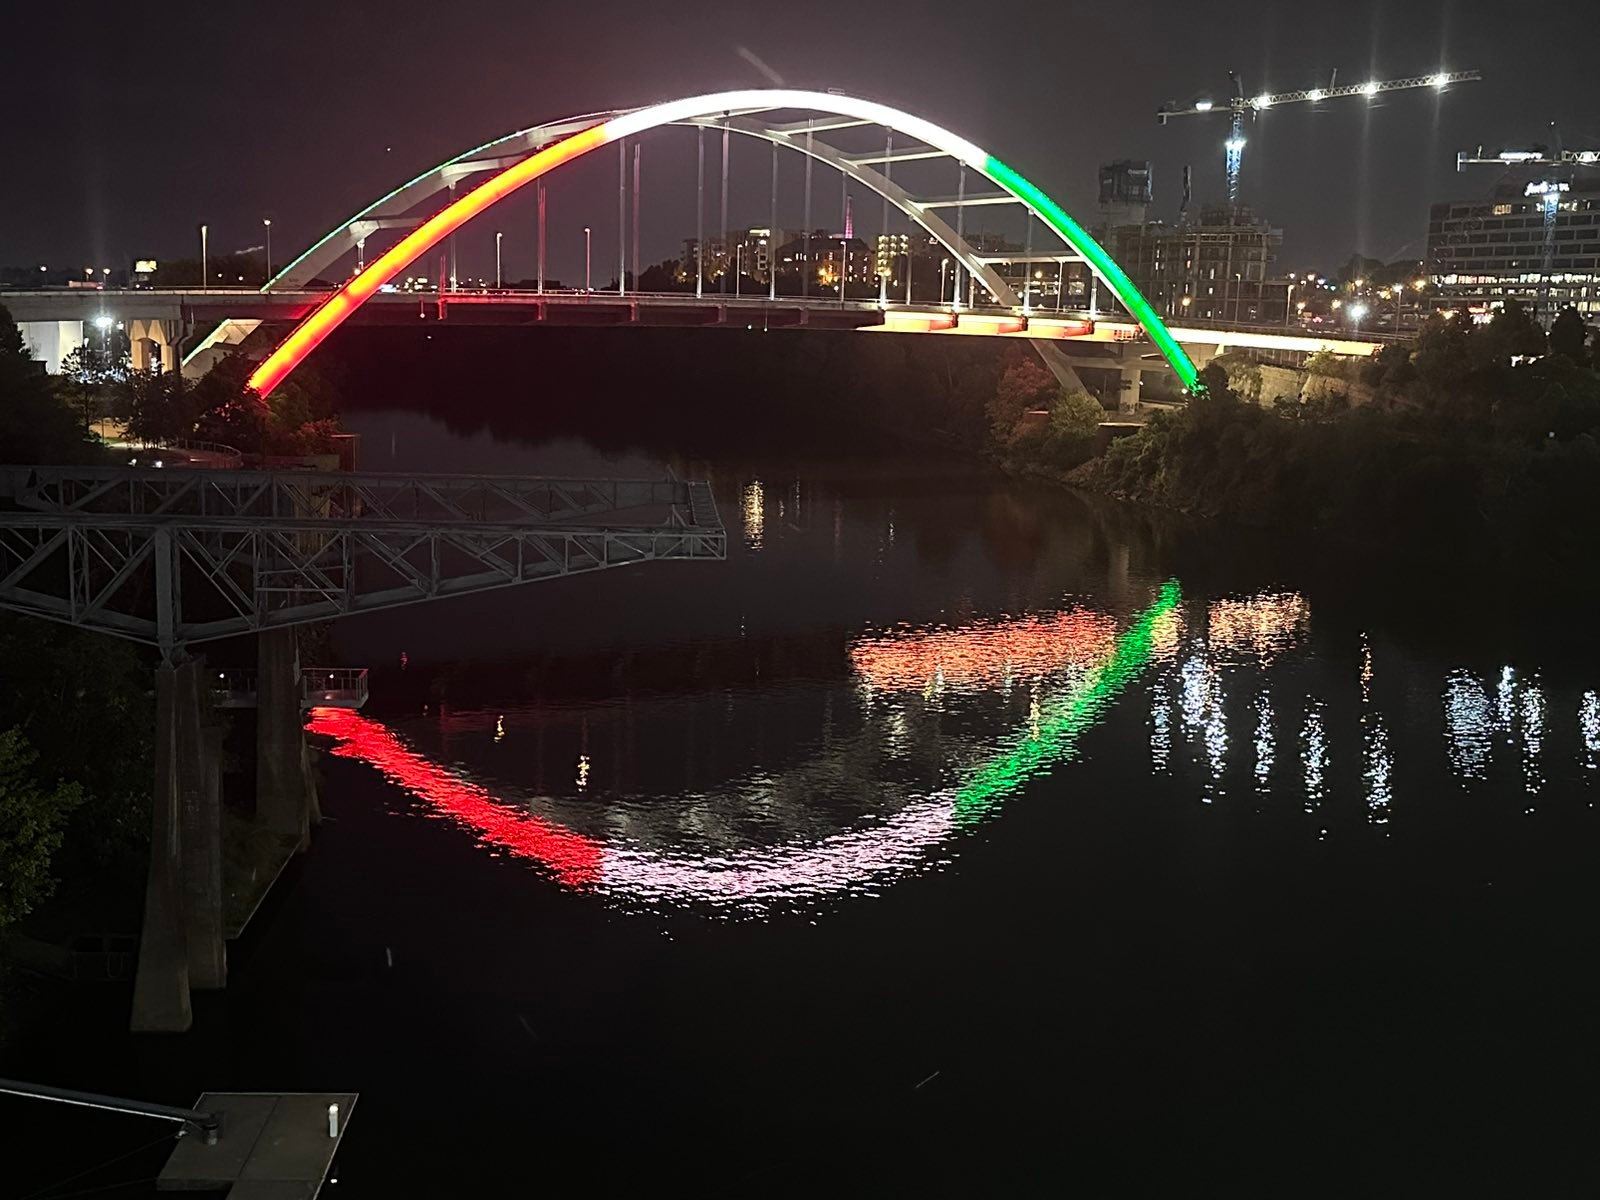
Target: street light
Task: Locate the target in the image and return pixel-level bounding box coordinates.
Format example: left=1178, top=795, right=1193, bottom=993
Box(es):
left=735, top=243, right=743, bottom=298
left=200, top=224, right=209, bottom=292
left=263, top=219, right=273, bottom=281
left=583, top=226, right=592, bottom=292
left=495, top=231, right=503, bottom=290
left=1349, top=302, right=1369, bottom=331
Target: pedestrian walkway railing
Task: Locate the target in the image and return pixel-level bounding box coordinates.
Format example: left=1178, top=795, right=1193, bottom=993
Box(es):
left=211, top=666, right=369, bottom=710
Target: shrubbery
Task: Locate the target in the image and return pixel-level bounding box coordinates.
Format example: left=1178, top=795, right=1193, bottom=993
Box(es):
left=1072, top=300, right=1600, bottom=570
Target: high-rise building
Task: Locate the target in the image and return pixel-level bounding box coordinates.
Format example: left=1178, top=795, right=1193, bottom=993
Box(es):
left=1104, top=206, right=1290, bottom=324
left=1426, top=173, right=1600, bottom=320
left=1099, top=161, right=1153, bottom=229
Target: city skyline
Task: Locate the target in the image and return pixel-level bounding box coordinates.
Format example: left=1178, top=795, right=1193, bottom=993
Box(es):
left=3, top=0, right=1593, bottom=285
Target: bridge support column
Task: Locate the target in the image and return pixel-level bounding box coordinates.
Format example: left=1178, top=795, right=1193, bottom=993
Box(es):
left=256, top=627, right=319, bottom=850
left=131, top=664, right=192, bottom=1032
left=178, top=662, right=226, bottom=990
left=1118, top=363, right=1143, bottom=414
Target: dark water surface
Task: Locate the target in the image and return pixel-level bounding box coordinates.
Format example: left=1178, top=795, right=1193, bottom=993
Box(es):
left=9, top=396, right=1600, bottom=1195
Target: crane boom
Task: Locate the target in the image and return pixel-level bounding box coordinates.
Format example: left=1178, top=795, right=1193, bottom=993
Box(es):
left=1158, top=68, right=1481, bottom=216
left=1158, top=69, right=1482, bottom=121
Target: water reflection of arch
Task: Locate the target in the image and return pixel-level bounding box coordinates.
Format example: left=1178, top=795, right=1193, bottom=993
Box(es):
left=310, top=589, right=1176, bottom=909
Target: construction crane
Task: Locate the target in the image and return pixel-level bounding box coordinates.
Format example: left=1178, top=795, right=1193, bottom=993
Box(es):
left=1158, top=68, right=1482, bottom=212
left=1456, top=130, right=1600, bottom=323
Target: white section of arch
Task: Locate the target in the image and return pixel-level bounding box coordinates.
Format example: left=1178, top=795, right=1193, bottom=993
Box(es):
left=268, top=104, right=1078, bottom=308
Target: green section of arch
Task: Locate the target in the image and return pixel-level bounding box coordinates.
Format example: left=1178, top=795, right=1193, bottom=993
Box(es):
left=984, top=158, right=1200, bottom=391
left=952, top=580, right=1182, bottom=824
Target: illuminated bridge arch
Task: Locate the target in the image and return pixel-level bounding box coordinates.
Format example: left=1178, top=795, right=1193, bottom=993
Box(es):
left=251, top=90, right=1198, bottom=396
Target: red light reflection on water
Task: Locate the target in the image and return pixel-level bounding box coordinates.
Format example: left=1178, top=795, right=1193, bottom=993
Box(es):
left=307, top=706, right=604, bottom=887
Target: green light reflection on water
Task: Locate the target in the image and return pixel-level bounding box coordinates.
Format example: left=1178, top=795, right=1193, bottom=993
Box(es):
left=952, top=579, right=1182, bottom=825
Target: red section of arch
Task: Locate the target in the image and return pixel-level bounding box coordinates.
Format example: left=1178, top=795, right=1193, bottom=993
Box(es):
left=307, top=707, right=605, bottom=887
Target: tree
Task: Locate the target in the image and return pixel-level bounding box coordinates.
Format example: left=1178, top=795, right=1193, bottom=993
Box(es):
left=0, top=728, right=83, bottom=932
left=1477, top=297, right=1546, bottom=365
left=1549, top=306, right=1589, bottom=363
left=0, top=303, right=100, bottom=463
left=988, top=354, right=1057, bottom=443
left=119, top=365, right=199, bottom=443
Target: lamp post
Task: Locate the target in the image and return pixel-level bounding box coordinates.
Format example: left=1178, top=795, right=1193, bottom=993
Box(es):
left=735, top=243, right=743, bottom=299
left=495, top=231, right=503, bottom=290
left=939, top=258, right=949, bottom=309
left=200, top=224, right=208, bottom=292
left=583, top=226, right=592, bottom=293
left=263, top=218, right=272, bottom=281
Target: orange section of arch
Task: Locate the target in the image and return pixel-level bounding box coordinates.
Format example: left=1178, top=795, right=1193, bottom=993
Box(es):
left=248, top=124, right=609, bottom=396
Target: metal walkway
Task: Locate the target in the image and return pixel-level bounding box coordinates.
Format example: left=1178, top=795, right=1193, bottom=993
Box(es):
left=0, top=466, right=725, bottom=658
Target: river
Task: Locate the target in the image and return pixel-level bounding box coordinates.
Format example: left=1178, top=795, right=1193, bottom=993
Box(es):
left=10, top=392, right=1600, bottom=1194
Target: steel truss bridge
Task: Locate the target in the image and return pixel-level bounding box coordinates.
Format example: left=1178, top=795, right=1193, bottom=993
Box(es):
left=0, top=466, right=725, bottom=659
left=242, top=89, right=1216, bottom=398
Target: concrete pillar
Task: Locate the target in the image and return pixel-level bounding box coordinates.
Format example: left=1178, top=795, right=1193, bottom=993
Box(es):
left=159, top=319, right=180, bottom=373
left=1118, top=364, right=1143, bottom=414
left=130, top=664, right=193, bottom=1033
left=256, top=627, right=319, bottom=850
left=177, top=662, right=226, bottom=989
left=128, top=320, right=152, bottom=372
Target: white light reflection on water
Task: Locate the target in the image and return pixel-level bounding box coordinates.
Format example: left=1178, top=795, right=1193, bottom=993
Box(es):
left=1521, top=682, right=1545, bottom=804
left=1302, top=700, right=1328, bottom=815
left=1254, top=691, right=1274, bottom=792
left=1359, top=636, right=1392, bottom=826
left=1180, top=653, right=1226, bottom=800
left=1582, top=692, right=1600, bottom=773
left=1150, top=680, right=1172, bottom=773
left=1444, top=671, right=1493, bottom=780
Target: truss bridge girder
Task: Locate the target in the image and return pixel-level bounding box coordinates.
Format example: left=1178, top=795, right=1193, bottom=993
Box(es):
left=0, top=468, right=725, bottom=658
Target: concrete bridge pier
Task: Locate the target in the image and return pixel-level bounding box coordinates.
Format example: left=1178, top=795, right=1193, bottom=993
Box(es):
left=127, top=318, right=180, bottom=373
left=256, top=628, right=320, bottom=850
left=1118, top=362, right=1144, bottom=414
left=130, top=659, right=226, bottom=1032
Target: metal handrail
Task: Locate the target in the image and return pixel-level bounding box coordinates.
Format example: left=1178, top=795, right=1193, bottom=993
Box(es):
left=0, top=1077, right=219, bottom=1143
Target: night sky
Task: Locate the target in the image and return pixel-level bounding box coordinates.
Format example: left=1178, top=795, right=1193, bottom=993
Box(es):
left=3, top=0, right=1592, bottom=284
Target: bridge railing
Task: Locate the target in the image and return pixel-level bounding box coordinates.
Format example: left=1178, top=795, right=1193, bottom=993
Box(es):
left=211, top=667, right=369, bottom=710
left=118, top=438, right=244, bottom=469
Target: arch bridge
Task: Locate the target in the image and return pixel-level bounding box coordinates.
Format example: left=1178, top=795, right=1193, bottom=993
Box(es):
left=248, top=90, right=1203, bottom=399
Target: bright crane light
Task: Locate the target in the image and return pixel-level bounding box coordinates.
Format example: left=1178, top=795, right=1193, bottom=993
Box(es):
left=1431, top=73, right=1450, bottom=88
left=1194, top=98, right=1214, bottom=112
left=1362, top=81, right=1380, bottom=97
left=1253, top=94, right=1273, bottom=109
left=1307, top=88, right=1324, bottom=101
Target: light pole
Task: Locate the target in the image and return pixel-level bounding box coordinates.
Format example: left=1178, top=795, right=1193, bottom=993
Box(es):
left=939, top=258, right=949, bottom=309
left=735, top=243, right=743, bottom=299
left=263, top=218, right=272, bottom=281
left=583, top=226, right=592, bottom=293
left=200, top=224, right=209, bottom=292
left=495, top=231, right=503, bottom=290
